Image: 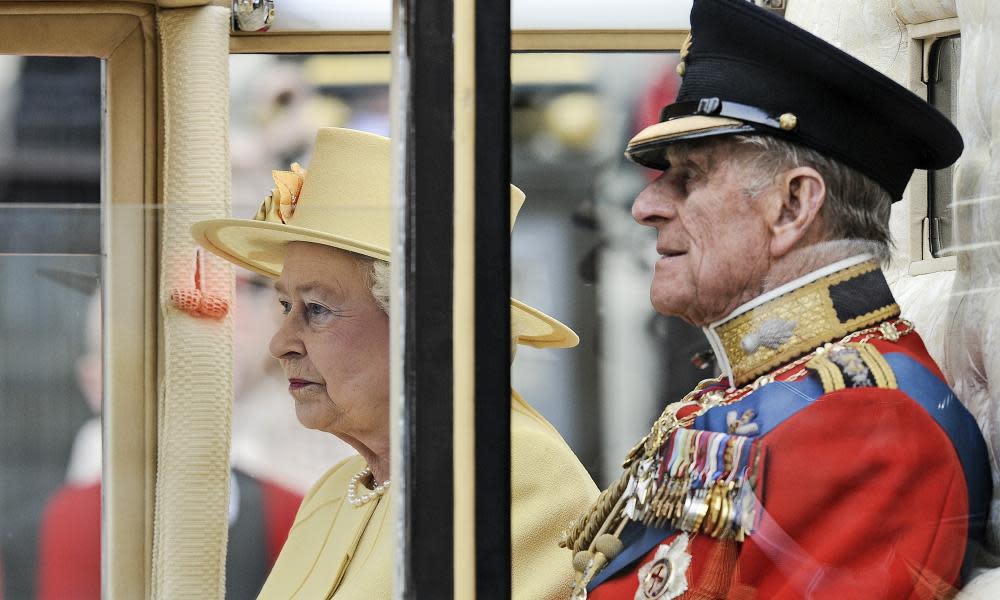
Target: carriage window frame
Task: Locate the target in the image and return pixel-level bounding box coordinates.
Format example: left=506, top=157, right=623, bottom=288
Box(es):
left=0, top=4, right=159, bottom=598
left=906, top=17, right=960, bottom=276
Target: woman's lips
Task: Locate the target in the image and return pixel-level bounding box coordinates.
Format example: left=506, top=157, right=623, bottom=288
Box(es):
left=288, top=378, right=318, bottom=390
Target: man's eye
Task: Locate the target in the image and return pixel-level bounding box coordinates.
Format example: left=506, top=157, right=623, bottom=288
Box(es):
left=670, top=170, right=692, bottom=189
left=279, top=300, right=291, bottom=315
left=680, top=169, right=700, bottom=189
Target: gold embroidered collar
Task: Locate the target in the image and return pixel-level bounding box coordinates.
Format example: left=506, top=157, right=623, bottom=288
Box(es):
left=703, top=255, right=899, bottom=388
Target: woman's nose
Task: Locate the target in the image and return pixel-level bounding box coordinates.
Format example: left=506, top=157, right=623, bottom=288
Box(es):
left=268, top=315, right=304, bottom=359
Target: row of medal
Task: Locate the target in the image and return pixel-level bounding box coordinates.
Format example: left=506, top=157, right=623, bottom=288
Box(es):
left=621, top=427, right=764, bottom=541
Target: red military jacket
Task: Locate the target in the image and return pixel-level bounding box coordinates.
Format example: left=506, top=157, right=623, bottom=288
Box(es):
left=565, top=259, right=991, bottom=600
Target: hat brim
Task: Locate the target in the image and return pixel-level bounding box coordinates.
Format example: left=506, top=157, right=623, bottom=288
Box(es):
left=192, top=218, right=579, bottom=349
left=625, top=115, right=755, bottom=170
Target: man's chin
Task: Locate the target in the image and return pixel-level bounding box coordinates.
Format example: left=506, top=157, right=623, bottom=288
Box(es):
left=650, top=291, right=703, bottom=327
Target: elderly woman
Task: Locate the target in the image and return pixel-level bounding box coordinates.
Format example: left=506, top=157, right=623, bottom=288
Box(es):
left=192, top=127, right=598, bottom=599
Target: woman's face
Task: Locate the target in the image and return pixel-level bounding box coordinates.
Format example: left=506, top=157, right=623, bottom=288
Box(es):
left=269, top=242, right=390, bottom=443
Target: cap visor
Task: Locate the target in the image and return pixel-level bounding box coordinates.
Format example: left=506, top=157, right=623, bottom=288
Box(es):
left=625, top=115, right=753, bottom=169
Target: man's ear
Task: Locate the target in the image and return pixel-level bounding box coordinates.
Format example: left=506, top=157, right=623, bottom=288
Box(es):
left=769, top=166, right=826, bottom=258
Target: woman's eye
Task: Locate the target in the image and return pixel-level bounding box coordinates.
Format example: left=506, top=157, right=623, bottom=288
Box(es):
left=279, top=300, right=291, bottom=315
left=307, top=303, right=331, bottom=317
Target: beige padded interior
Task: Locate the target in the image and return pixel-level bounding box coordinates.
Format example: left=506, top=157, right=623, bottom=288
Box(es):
left=152, top=6, right=234, bottom=600
left=894, top=0, right=958, bottom=24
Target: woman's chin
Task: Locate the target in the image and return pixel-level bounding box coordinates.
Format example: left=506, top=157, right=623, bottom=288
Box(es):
left=292, top=396, right=335, bottom=431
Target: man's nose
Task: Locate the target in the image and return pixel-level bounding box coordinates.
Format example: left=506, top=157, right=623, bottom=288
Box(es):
left=631, top=173, right=676, bottom=227
left=269, top=313, right=304, bottom=360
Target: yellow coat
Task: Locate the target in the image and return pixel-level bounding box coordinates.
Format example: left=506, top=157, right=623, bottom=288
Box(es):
left=256, top=391, right=598, bottom=599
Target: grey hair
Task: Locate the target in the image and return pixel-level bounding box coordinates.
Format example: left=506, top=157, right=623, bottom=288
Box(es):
left=354, top=254, right=520, bottom=360
left=673, top=135, right=894, bottom=263
left=355, top=256, right=391, bottom=314
left=730, top=134, right=894, bottom=263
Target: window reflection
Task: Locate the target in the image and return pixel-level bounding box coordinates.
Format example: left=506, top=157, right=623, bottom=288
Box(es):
left=0, top=54, right=319, bottom=600
left=0, top=55, right=103, bottom=600
left=0, top=257, right=101, bottom=600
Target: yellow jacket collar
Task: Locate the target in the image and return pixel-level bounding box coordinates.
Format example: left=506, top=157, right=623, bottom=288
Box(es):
left=703, top=255, right=900, bottom=388
left=257, top=456, right=386, bottom=599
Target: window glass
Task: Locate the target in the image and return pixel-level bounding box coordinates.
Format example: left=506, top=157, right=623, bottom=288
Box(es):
left=927, top=35, right=960, bottom=258
left=0, top=56, right=102, bottom=600
left=229, top=52, right=696, bottom=491
left=505, top=52, right=706, bottom=485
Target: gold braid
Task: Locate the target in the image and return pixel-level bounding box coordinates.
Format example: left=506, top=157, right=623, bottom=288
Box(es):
left=561, top=461, right=636, bottom=552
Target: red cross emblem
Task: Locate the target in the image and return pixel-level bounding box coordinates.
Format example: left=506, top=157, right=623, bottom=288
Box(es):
left=642, top=558, right=671, bottom=599
left=634, top=534, right=691, bottom=600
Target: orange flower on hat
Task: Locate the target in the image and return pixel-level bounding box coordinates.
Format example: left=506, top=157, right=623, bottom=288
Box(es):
left=254, top=162, right=306, bottom=224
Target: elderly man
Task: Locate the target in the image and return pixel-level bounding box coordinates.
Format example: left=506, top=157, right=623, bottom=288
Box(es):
left=562, top=1, right=992, bottom=598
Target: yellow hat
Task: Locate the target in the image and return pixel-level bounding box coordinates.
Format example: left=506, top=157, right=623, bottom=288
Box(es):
left=192, top=127, right=578, bottom=349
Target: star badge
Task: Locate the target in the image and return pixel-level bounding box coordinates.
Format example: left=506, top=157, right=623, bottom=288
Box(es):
left=634, top=533, right=691, bottom=600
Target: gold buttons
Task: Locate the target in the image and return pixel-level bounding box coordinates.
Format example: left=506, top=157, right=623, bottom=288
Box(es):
left=680, top=34, right=693, bottom=59
left=677, top=34, right=693, bottom=77
left=779, top=112, right=798, bottom=131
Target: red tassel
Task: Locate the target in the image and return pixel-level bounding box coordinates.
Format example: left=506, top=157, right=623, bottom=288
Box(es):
left=169, top=250, right=230, bottom=319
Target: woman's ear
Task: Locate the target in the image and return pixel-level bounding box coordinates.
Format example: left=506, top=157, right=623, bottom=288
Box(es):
left=769, top=166, right=826, bottom=258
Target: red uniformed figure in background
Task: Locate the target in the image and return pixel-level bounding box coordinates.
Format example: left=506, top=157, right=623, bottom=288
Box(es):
left=36, top=472, right=302, bottom=600
left=562, top=1, right=991, bottom=598
left=34, top=284, right=305, bottom=600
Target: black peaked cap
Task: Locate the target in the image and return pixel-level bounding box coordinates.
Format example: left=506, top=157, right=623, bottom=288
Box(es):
left=625, top=0, right=963, bottom=201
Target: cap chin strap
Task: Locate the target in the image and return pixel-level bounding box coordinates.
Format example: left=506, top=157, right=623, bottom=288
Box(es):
left=660, top=98, right=789, bottom=132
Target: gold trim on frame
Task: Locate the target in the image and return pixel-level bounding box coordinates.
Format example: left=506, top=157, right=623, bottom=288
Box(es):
left=453, top=0, right=477, bottom=595
left=512, top=29, right=687, bottom=51
left=230, top=31, right=391, bottom=54
left=230, top=29, right=688, bottom=54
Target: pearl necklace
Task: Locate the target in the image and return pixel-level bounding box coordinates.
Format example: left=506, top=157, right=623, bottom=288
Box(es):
left=347, top=467, right=390, bottom=507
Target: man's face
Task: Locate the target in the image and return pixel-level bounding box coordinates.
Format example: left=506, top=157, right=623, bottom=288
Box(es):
left=631, top=142, right=774, bottom=326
